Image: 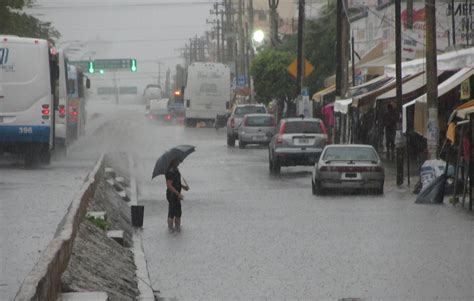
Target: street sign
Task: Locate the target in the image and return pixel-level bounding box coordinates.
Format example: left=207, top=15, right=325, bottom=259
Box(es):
left=237, top=75, right=246, bottom=88
left=119, top=86, right=138, bottom=95
left=94, top=59, right=132, bottom=70
left=287, top=58, right=314, bottom=78
left=72, top=59, right=137, bottom=73
left=97, top=86, right=137, bottom=95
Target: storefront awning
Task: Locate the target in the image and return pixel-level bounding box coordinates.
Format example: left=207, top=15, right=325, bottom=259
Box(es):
left=347, top=75, right=391, bottom=97
left=334, top=99, right=352, bottom=114
left=385, top=47, right=474, bottom=77
left=376, top=72, right=427, bottom=101
left=402, top=67, right=474, bottom=134
left=312, top=84, right=336, bottom=102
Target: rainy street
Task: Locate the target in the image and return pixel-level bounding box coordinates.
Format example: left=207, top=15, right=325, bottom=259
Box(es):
left=1, top=102, right=473, bottom=300
left=101, top=104, right=473, bottom=300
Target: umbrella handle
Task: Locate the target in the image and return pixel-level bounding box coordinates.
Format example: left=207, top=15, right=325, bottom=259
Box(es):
left=182, top=176, right=190, bottom=190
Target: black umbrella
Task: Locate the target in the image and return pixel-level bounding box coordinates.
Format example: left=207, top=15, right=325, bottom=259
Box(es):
left=152, top=145, right=196, bottom=179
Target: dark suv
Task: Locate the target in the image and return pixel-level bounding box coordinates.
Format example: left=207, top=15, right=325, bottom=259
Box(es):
left=268, top=117, right=328, bottom=174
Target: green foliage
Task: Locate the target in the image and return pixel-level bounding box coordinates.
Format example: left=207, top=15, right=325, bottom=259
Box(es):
left=271, top=2, right=337, bottom=95
left=250, top=49, right=295, bottom=105
left=0, top=0, right=61, bottom=41
left=86, top=216, right=110, bottom=231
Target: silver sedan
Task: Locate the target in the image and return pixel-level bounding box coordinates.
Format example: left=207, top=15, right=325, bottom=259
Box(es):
left=238, top=114, right=276, bottom=148
left=312, top=144, right=385, bottom=195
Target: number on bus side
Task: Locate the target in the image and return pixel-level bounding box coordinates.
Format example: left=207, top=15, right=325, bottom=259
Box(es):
left=19, top=127, right=33, bottom=134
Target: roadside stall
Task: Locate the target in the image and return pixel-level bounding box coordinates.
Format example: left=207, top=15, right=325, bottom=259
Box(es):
left=445, top=100, right=474, bottom=211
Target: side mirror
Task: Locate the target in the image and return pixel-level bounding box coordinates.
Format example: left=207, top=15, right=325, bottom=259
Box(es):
left=86, top=78, right=91, bottom=89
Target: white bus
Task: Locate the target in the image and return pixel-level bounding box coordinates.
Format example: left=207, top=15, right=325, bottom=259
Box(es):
left=0, top=36, right=59, bottom=165
left=54, top=49, right=70, bottom=150
left=67, top=64, right=89, bottom=140
left=184, top=62, right=230, bottom=127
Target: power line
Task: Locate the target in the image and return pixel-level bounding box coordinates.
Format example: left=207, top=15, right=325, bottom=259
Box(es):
left=28, top=1, right=215, bottom=10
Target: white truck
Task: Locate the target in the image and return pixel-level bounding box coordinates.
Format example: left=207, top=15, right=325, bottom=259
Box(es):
left=184, top=62, right=230, bottom=127
left=0, top=36, right=59, bottom=165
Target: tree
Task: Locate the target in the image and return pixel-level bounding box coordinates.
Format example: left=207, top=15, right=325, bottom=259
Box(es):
left=250, top=49, right=294, bottom=109
left=274, top=2, right=337, bottom=95
left=0, top=0, right=60, bottom=41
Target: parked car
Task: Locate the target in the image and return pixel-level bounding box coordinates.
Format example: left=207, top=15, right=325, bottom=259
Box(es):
left=312, top=144, right=384, bottom=195
left=227, top=104, right=267, bottom=146
left=238, top=114, right=277, bottom=148
left=268, top=117, right=328, bottom=174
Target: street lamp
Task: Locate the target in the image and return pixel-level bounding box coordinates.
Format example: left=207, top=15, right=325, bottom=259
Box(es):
left=252, top=30, right=265, bottom=43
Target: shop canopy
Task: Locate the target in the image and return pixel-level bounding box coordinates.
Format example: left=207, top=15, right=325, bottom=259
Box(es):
left=312, top=84, right=335, bottom=102
left=334, top=99, right=353, bottom=114
left=385, top=47, right=474, bottom=77
left=446, top=100, right=474, bottom=143
left=347, top=75, right=391, bottom=97
left=376, top=72, right=427, bottom=101
left=352, top=74, right=421, bottom=113
left=402, top=67, right=474, bottom=134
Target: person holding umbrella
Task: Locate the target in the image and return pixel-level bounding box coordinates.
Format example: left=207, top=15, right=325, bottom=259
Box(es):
left=165, top=159, right=189, bottom=231
left=152, top=145, right=195, bottom=232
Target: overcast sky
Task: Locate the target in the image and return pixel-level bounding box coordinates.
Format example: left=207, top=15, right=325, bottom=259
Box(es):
left=24, top=0, right=215, bottom=88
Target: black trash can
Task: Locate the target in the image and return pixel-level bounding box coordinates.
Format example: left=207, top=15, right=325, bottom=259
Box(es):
left=131, top=205, right=144, bottom=227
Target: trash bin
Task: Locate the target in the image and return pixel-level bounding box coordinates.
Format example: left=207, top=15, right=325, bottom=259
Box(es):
left=131, top=205, right=144, bottom=227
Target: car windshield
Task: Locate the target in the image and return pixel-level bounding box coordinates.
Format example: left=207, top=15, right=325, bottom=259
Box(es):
left=284, top=121, right=322, bottom=134
left=322, top=147, right=378, bottom=161
left=247, top=116, right=274, bottom=127
left=234, top=106, right=266, bottom=116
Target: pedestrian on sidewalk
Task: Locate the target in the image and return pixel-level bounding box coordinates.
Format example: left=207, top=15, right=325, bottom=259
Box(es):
left=384, top=104, right=397, bottom=161
left=165, top=159, right=189, bottom=232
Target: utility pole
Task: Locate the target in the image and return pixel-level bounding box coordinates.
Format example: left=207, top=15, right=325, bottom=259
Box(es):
left=395, top=0, right=404, bottom=185
left=426, top=0, right=439, bottom=159
left=336, top=0, right=349, bottom=99
left=268, top=0, right=280, bottom=46
left=407, top=0, right=414, bottom=29
left=248, top=0, right=254, bottom=58
left=220, top=3, right=226, bottom=62
left=238, top=0, right=245, bottom=79
left=451, top=0, right=456, bottom=46
left=296, top=0, right=305, bottom=98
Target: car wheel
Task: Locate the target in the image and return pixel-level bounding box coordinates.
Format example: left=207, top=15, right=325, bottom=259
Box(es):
left=375, top=181, right=384, bottom=195
left=227, top=135, right=235, bottom=147
left=312, top=180, right=321, bottom=195
left=274, top=157, right=281, bottom=174
left=239, top=140, right=245, bottom=149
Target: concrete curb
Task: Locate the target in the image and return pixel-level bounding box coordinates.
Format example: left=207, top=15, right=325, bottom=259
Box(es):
left=15, top=154, right=105, bottom=301
left=128, top=154, right=155, bottom=300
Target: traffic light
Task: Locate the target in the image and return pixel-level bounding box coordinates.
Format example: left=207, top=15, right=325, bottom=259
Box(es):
left=99, top=69, right=105, bottom=75
left=130, top=59, right=137, bottom=72
left=88, top=61, right=95, bottom=73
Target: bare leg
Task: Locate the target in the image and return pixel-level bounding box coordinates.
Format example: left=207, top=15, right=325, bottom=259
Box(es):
left=167, top=218, right=174, bottom=230
left=174, top=217, right=181, bottom=231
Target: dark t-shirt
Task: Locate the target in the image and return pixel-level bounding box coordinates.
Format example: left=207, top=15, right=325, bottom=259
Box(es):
left=165, top=168, right=182, bottom=202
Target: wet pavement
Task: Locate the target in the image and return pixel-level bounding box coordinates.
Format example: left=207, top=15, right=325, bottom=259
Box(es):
left=1, top=102, right=472, bottom=300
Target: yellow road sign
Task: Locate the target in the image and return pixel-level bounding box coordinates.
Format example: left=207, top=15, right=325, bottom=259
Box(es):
left=287, top=58, right=314, bottom=78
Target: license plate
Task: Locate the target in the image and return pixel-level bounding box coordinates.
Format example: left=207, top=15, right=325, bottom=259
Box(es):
left=343, top=172, right=360, bottom=180
left=252, top=135, right=264, bottom=141
left=298, top=138, right=309, bottom=144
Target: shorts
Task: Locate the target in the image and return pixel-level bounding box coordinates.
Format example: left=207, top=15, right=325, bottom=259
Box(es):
left=168, top=201, right=182, bottom=218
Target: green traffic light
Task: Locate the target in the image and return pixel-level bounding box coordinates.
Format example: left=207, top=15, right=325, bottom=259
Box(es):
left=88, top=61, right=95, bottom=73
left=130, top=59, right=137, bottom=72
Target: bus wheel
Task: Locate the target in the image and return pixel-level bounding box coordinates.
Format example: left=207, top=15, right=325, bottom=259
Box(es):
left=24, top=151, right=36, bottom=166
left=39, top=150, right=51, bottom=165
